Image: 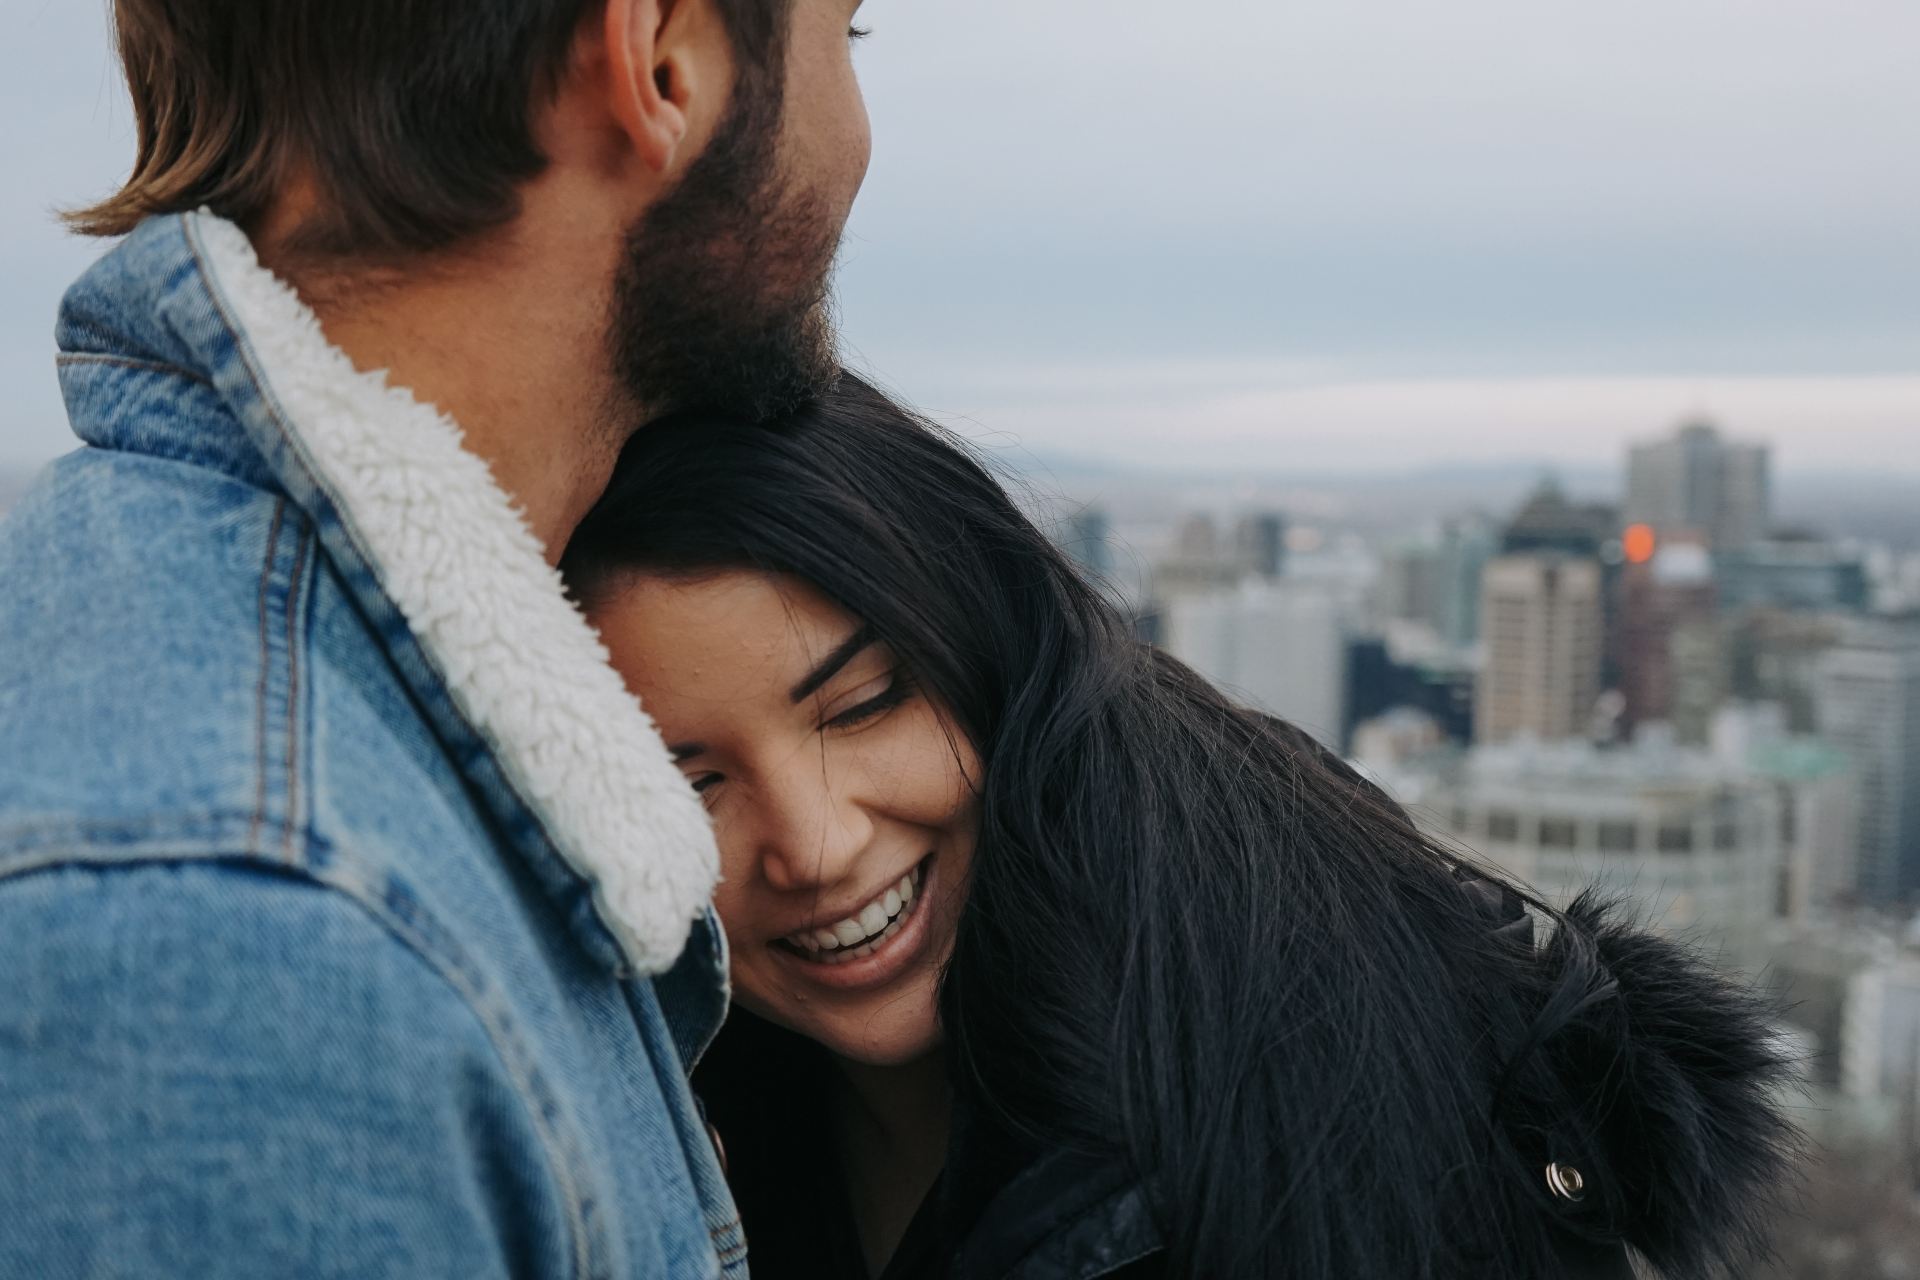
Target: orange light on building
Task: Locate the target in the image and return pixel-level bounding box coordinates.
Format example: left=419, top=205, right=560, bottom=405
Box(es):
left=1623, top=523, right=1657, bottom=565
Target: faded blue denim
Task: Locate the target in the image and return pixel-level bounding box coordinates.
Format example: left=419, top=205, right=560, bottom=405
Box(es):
left=0, top=217, right=745, bottom=1278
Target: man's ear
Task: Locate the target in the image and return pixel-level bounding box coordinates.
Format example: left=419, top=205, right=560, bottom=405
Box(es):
left=600, top=0, right=722, bottom=174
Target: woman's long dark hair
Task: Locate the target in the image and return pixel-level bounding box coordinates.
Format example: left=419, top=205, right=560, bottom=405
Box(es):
left=563, top=374, right=1795, bottom=1278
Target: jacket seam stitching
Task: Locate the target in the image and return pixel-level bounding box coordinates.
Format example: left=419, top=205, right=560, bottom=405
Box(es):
left=0, top=819, right=253, bottom=864
left=0, top=837, right=604, bottom=1280
left=333, top=859, right=600, bottom=1280
left=54, top=352, right=216, bottom=388
left=248, top=500, right=287, bottom=857
left=282, top=520, right=314, bottom=863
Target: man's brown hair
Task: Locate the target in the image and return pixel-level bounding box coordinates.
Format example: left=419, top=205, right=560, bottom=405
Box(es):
left=67, top=0, right=791, bottom=257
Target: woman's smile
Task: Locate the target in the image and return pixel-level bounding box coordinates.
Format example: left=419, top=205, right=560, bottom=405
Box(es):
left=772, top=854, right=934, bottom=989
left=588, top=568, right=979, bottom=1067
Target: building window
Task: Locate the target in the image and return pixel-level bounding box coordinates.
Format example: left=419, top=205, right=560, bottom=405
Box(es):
left=1539, top=818, right=1578, bottom=850
left=1597, top=822, right=1637, bottom=853
left=1657, top=824, right=1694, bottom=854
left=1714, top=823, right=1739, bottom=851
left=1488, top=811, right=1521, bottom=842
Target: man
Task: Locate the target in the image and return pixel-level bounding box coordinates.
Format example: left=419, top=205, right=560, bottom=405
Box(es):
left=0, top=0, right=871, bottom=1274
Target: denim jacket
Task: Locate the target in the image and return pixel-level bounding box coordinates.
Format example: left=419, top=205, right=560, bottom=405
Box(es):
left=0, top=213, right=745, bottom=1279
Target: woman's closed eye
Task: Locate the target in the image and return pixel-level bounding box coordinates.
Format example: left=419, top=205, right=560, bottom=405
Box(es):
left=821, top=668, right=914, bottom=731
left=678, top=671, right=916, bottom=805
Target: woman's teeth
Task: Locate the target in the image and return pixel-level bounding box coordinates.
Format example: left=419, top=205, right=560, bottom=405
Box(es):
left=788, top=865, right=922, bottom=964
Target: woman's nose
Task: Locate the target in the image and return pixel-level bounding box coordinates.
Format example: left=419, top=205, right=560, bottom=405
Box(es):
left=749, top=752, right=875, bottom=894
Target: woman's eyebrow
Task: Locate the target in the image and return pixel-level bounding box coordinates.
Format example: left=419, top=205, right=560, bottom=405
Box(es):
left=789, top=624, right=878, bottom=705
left=668, top=742, right=707, bottom=763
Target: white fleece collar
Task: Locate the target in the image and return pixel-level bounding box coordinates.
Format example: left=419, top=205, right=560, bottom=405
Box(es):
left=190, top=211, right=719, bottom=977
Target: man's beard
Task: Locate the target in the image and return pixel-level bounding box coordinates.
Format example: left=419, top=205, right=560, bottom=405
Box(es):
left=609, top=70, right=844, bottom=423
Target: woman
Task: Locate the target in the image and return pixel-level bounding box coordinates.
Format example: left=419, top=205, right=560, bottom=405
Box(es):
left=561, top=375, right=1796, bottom=1279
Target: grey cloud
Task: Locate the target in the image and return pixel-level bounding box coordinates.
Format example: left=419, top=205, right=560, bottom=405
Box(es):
left=5, top=1, right=1917, bottom=470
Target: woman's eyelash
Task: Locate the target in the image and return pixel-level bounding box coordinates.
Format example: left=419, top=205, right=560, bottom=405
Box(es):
left=848, top=24, right=872, bottom=41
left=686, top=673, right=915, bottom=800
left=824, top=672, right=913, bottom=730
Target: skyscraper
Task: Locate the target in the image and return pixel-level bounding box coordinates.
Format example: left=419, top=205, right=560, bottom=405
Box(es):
left=1711, top=703, right=1860, bottom=923
left=1624, top=420, right=1771, bottom=550
left=1232, top=511, right=1287, bottom=581
left=1434, top=511, right=1499, bottom=650
left=1165, top=579, right=1349, bottom=748
left=1375, top=541, right=1441, bottom=628
left=1060, top=503, right=1114, bottom=581
left=1718, top=536, right=1870, bottom=613
left=1815, top=619, right=1920, bottom=903
left=1475, top=554, right=1605, bottom=744
left=1615, top=541, right=1721, bottom=741
left=1501, top=480, right=1619, bottom=558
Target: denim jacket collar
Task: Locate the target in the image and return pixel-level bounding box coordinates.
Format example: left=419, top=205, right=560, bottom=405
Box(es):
left=55, top=211, right=723, bottom=981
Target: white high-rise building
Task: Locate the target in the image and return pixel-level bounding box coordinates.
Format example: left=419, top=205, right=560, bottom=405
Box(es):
left=1475, top=554, right=1604, bottom=744
left=1163, top=579, right=1349, bottom=748
left=1842, top=954, right=1920, bottom=1104
left=1711, top=704, right=1861, bottom=923
left=1624, top=420, right=1771, bottom=550
left=1434, top=511, right=1499, bottom=650
left=1815, top=620, right=1920, bottom=903
left=1378, top=733, right=1781, bottom=938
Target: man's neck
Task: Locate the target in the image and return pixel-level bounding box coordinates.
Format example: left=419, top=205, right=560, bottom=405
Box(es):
left=254, top=225, right=632, bottom=564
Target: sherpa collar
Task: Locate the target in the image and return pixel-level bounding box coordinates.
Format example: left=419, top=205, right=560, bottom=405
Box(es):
left=188, top=211, right=720, bottom=977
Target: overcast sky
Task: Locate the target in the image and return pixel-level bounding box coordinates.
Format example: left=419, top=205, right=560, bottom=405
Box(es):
left=5, top=0, right=1916, bottom=475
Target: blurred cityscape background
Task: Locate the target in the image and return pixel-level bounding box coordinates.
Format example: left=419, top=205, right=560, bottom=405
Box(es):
left=6, top=1, right=1917, bottom=1275
left=1014, top=419, right=1920, bottom=1277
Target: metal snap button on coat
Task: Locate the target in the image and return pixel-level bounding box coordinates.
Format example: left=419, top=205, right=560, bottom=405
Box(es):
left=1545, top=1161, right=1587, bottom=1203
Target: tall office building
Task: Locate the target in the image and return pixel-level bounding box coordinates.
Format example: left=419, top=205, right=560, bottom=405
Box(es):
left=1164, top=580, right=1349, bottom=747
left=1616, top=542, right=1721, bottom=740
left=1501, top=481, right=1622, bottom=693
left=1059, top=504, right=1114, bottom=581
left=1475, top=554, right=1605, bottom=744
left=1345, top=637, right=1475, bottom=746
left=1711, top=704, right=1860, bottom=923
left=1842, top=955, right=1920, bottom=1105
left=1434, top=511, right=1499, bottom=649
left=1502, top=481, right=1619, bottom=558
left=1726, top=608, right=1850, bottom=732
left=1151, top=514, right=1241, bottom=609
left=1375, top=542, right=1441, bottom=628
left=1815, top=619, right=1920, bottom=903
left=1717, top=442, right=1771, bottom=550
left=1156, top=510, right=1290, bottom=587
left=1232, top=511, right=1287, bottom=581
left=1718, top=537, right=1870, bottom=613
left=1625, top=420, right=1771, bottom=550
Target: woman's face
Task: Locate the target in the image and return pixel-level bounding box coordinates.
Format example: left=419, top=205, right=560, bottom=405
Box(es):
left=591, top=570, right=978, bottom=1067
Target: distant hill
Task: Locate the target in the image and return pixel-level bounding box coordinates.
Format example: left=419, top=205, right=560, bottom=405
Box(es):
left=1007, top=453, right=1920, bottom=549
left=1775, top=472, right=1920, bottom=551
